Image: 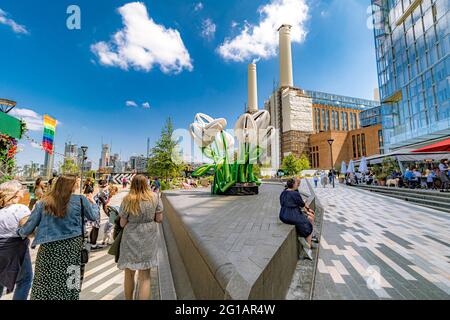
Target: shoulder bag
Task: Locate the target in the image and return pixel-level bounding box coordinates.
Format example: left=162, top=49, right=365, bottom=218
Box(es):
left=80, top=196, right=90, bottom=264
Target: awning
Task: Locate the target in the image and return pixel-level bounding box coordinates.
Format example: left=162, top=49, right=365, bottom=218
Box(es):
left=354, top=151, right=450, bottom=165
left=412, top=138, right=450, bottom=152
left=0, top=112, right=23, bottom=139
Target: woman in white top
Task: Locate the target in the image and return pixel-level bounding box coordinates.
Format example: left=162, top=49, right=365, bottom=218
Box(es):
left=0, top=180, right=32, bottom=300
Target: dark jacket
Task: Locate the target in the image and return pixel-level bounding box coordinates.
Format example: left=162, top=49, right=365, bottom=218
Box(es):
left=0, top=237, right=29, bottom=293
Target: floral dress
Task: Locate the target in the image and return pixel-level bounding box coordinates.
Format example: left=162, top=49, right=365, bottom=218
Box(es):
left=117, top=196, right=163, bottom=270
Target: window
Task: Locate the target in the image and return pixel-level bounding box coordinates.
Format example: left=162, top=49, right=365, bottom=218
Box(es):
left=316, top=148, right=320, bottom=168
left=336, top=111, right=340, bottom=130
left=361, top=133, right=366, bottom=156
left=314, top=109, right=320, bottom=132
left=310, top=146, right=320, bottom=168
left=317, top=109, right=321, bottom=131
left=378, top=130, right=384, bottom=153
left=352, top=135, right=357, bottom=158
left=321, top=109, right=325, bottom=131
left=331, top=111, right=335, bottom=130
left=350, top=112, right=354, bottom=130
left=357, top=134, right=362, bottom=158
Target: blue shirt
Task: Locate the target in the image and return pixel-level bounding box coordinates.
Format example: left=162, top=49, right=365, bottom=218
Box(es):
left=404, top=171, right=414, bottom=181
left=17, top=194, right=99, bottom=248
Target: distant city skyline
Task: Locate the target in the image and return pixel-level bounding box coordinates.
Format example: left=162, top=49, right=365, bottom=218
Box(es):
left=1, top=0, right=378, bottom=169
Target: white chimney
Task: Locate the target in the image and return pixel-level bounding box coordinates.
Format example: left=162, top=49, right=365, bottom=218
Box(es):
left=279, top=24, right=293, bottom=88
left=247, top=63, right=258, bottom=114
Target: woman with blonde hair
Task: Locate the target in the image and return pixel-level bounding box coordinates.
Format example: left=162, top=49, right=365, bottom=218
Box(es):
left=0, top=180, right=32, bottom=300
left=118, top=174, right=163, bottom=300
left=18, top=175, right=99, bottom=300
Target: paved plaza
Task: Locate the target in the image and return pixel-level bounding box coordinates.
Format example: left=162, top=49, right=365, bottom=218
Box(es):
left=300, top=181, right=450, bottom=300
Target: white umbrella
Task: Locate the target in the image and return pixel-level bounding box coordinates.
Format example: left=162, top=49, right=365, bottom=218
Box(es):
left=347, top=160, right=355, bottom=173
left=341, top=161, right=347, bottom=174
left=358, top=157, right=368, bottom=174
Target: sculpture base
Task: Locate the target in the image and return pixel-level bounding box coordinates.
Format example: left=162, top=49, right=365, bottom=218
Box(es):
left=218, top=183, right=259, bottom=196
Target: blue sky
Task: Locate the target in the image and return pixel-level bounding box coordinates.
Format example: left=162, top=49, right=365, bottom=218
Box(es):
left=0, top=0, right=378, bottom=169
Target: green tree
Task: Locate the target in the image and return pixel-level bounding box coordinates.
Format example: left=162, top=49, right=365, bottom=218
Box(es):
left=147, top=118, right=181, bottom=181
left=60, top=159, right=80, bottom=175
left=298, top=154, right=311, bottom=172
left=281, top=153, right=311, bottom=176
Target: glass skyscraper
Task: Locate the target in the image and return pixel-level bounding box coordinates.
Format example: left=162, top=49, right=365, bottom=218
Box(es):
left=371, top=0, right=449, bottom=152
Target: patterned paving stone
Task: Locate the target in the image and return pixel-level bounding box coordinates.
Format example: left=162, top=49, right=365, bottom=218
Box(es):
left=301, top=181, right=450, bottom=300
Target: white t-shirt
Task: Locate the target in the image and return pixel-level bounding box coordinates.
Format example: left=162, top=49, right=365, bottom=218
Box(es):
left=0, top=204, right=31, bottom=238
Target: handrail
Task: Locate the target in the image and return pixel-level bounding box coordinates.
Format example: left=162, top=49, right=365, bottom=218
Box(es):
left=304, top=179, right=325, bottom=300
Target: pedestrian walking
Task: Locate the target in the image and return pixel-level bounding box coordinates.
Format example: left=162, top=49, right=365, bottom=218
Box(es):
left=101, top=185, right=119, bottom=246
left=313, top=174, right=318, bottom=188
left=0, top=180, right=33, bottom=300
left=151, top=177, right=161, bottom=193
left=17, top=175, right=99, bottom=300
left=89, top=180, right=109, bottom=250
left=122, top=177, right=128, bottom=189
left=439, top=159, right=449, bottom=191
left=320, top=171, right=328, bottom=188
left=117, top=175, right=163, bottom=300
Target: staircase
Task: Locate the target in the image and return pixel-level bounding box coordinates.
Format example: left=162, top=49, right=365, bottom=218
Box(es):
left=351, top=184, right=450, bottom=213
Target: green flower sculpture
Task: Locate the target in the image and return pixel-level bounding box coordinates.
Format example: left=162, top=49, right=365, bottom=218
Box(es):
left=189, top=111, right=274, bottom=195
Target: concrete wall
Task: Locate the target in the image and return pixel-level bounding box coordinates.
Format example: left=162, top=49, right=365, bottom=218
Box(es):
left=162, top=195, right=226, bottom=299
left=162, top=189, right=299, bottom=300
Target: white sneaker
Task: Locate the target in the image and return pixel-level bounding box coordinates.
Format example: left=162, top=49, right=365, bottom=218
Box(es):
left=299, top=237, right=311, bottom=249
left=303, top=248, right=313, bottom=260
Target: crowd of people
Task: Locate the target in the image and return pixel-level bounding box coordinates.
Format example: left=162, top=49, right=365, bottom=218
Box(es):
left=313, top=170, right=337, bottom=188
left=0, top=173, right=164, bottom=300
left=345, top=159, right=449, bottom=191
left=400, top=159, right=449, bottom=191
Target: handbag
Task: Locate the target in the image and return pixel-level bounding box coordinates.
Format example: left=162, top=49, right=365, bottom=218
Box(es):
left=154, top=195, right=163, bottom=223
left=80, top=197, right=90, bottom=264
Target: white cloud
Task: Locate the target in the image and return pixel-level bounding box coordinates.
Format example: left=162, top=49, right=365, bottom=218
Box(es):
left=9, top=108, right=43, bottom=132
left=142, top=102, right=150, bottom=109
left=201, top=18, right=216, bottom=41
left=231, top=21, right=239, bottom=28
left=126, top=100, right=138, bottom=107
left=91, top=2, right=193, bottom=74
left=0, top=8, right=29, bottom=35
left=194, top=2, right=204, bottom=12
left=217, top=0, right=309, bottom=62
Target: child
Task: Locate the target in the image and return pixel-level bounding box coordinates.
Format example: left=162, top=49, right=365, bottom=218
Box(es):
left=313, top=175, right=319, bottom=188
left=101, top=185, right=119, bottom=246
left=102, top=205, right=119, bottom=245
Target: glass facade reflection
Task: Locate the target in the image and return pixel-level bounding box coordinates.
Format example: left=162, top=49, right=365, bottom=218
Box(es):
left=371, top=0, right=449, bottom=151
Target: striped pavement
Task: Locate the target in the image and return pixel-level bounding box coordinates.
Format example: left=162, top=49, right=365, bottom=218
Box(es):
left=299, top=181, right=450, bottom=300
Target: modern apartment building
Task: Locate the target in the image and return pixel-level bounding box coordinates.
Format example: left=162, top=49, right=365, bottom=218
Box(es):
left=371, top=0, right=449, bottom=151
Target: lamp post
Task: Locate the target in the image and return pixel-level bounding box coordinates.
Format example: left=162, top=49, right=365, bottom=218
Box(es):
left=327, top=139, right=335, bottom=188
left=80, top=146, right=88, bottom=193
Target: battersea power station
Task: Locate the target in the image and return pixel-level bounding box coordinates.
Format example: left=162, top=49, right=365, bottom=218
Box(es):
left=250, top=25, right=384, bottom=172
